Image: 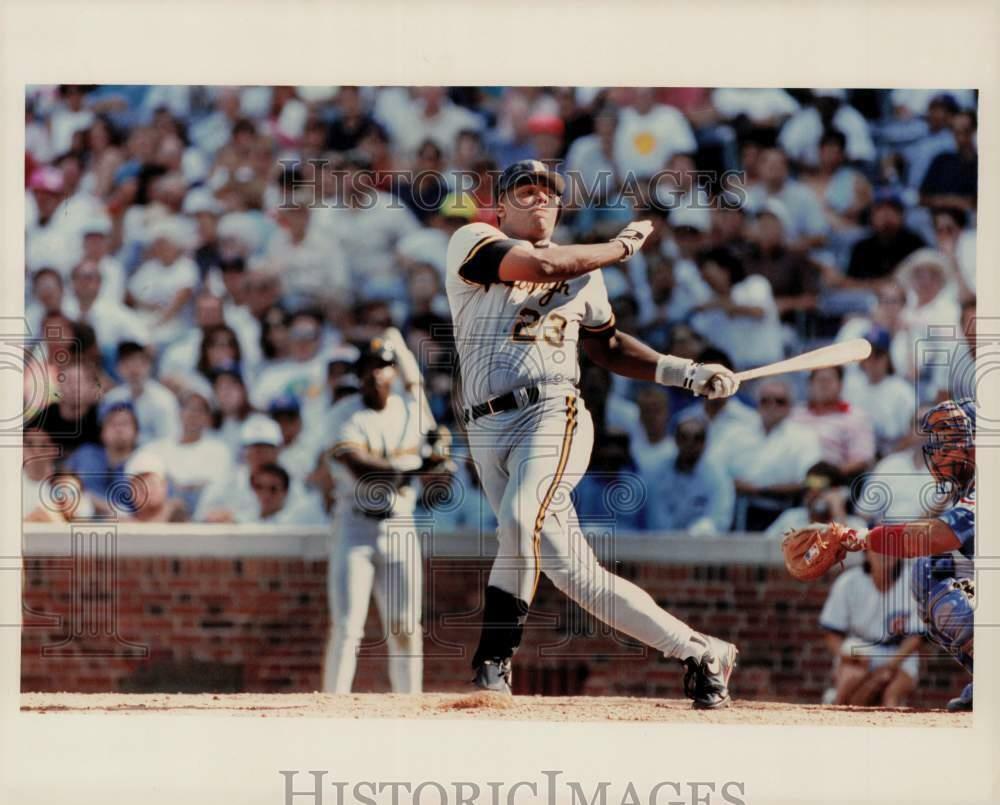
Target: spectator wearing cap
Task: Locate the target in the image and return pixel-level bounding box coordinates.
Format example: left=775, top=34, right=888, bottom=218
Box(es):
left=842, top=189, right=925, bottom=290
left=103, top=341, right=181, bottom=445
left=209, top=364, right=255, bottom=459
left=689, top=247, right=783, bottom=370
left=126, top=216, right=198, bottom=347
left=142, top=377, right=233, bottom=516
left=64, top=400, right=141, bottom=509
left=63, top=259, right=149, bottom=370
left=843, top=328, right=917, bottom=457
left=764, top=461, right=868, bottom=538
left=612, top=88, right=697, bottom=180
left=920, top=110, right=977, bottom=213
left=525, top=113, right=564, bottom=163
left=896, top=247, right=962, bottom=337
left=122, top=451, right=187, bottom=523
left=790, top=366, right=875, bottom=480
left=777, top=89, right=876, bottom=169
left=195, top=413, right=284, bottom=522
left=901, top=93, right=961, bottom=191
left=743, top=201, right=824, bottom=326
left=644, top=417, right=734, bottom=535
left=266, top=187, right=350, bottom=306
left=745, top=148, right=829, bottom=253
left=268, top=393, right=320, bottom=489
left=726, top=380, right=823, bottom=532
left=251, top=309, right=328, bottom=411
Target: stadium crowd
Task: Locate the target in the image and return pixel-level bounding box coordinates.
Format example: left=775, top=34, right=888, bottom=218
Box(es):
left=22, top=85, right=977, bottom=535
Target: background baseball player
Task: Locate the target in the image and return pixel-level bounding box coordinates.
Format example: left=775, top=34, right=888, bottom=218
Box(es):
left=445, top=160, right=742, bottom=708
left=783, top=397, right=975, bottom=711
left=322, top=332, right=449, bottom=694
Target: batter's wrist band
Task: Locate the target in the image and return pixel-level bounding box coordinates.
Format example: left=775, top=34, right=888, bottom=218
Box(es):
left=655, top=354, right=694, bottom=387
left=613, top=238, right=633, bottom=262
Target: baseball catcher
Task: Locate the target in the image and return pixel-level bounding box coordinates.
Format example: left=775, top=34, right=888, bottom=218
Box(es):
left=782, top=398, right=975, bottom=711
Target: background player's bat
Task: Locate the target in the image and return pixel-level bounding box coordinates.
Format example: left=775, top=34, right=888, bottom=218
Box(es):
left=734, top=338, right=872, bottom=383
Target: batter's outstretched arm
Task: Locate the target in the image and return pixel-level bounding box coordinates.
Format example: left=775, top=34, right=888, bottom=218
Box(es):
left=581, top=328, right=741, bottom=400
left=496, top=221, right=654, bottom=283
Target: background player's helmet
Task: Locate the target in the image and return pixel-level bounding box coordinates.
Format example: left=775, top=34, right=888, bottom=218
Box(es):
left=921, top=397, right=975, bottom=491
left=354, top=337, right=396, bottom=375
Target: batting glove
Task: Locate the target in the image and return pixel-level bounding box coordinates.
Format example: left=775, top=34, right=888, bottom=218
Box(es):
left=612, top=220, right=654, bottom=261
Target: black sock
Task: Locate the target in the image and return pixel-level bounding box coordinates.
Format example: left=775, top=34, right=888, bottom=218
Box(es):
left=471, top=586, right=530, bottom=668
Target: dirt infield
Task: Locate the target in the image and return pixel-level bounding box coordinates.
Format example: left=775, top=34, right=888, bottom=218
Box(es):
left=20, top=693, right=968, bottom=727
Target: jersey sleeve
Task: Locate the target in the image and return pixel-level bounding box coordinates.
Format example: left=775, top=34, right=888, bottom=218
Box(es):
left=580, top=269, right=617, bottom=337
left=446, top=222, right=521, bottom=288
left=936, top=488, right=974, bottom=551
left=328, top=405, right=368, bottom=458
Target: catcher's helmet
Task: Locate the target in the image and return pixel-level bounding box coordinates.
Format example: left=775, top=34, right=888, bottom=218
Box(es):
left=921, top=397, right=975, bottom=491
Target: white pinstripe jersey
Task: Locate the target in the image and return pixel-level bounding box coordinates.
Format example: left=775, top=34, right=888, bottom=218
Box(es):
left=445, top=222, right=615, bottom=407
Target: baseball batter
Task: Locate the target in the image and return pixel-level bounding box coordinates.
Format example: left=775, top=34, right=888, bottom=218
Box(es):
left=322, top=334, right=447, bottom=694
left=444, top=160, right=742, bottom=708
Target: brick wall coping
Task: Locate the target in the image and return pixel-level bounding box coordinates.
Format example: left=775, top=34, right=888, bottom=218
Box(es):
left=22, top=522, right=791, bottom=566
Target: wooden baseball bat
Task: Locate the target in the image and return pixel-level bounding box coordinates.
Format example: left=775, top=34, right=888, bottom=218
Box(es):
left=734, top=338, right=872, bottom=383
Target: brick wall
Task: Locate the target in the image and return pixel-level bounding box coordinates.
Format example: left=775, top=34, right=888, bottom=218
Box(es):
left=20, top=550, right=967, bottom=707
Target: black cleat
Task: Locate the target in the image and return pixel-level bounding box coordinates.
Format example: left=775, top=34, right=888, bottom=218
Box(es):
left=683, top=634, right=738, bottom=710
left=947, top=683, right=973, bottom=712
left=473, top=659, right=513, bottom=695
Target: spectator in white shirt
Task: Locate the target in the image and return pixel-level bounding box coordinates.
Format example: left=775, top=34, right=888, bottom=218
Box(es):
left=63, top=260, right=149, bottom=369
left=76, top=212, right=126, bottom=304
left=26, top=267, right=65, bottom=338
left=613, top=88, right=697, bottom=179
left=103, top=341, right=181, bottom=446
left=818, top=551, right=924, bottom=707
left=689, top=247, right=783, bottom=370
left=896, top=247, right=962, bottom=347
left=49, top=85, right=95, bottom=157
left=251, top=309, right=328, bottom=411
left=268, top=393, right=321, bottom=488
left=778, top=89, right=876, bottom=169
left=127, top=216, right=199, bottom=348
left=248, top=462, right=324, bottom=525
left=141, top=376, right=233, bottom=517
left=377, top=86, right=483, bottom=158
left=314, top=152, right=421, bottom=302
left=630, top=386, right=677, bottom=477
left=843, top=328, right=917, bottom=457
left=121, top=451, right=187, bottom=523
left=745, top=148, right=828, bottom=252
left=836, top=280, right=913, bottom=379
left=856, top=406, right=940, bottom=525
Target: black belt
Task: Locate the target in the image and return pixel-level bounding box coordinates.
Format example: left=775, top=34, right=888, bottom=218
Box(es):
left=463, top=384, right=542, bottom=423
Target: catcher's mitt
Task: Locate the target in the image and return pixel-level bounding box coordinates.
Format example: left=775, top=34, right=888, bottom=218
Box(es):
left=781, top=522, right=865, bottom=582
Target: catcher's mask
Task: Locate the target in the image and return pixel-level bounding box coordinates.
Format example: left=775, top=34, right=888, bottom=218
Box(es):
left=921, top=398, right=975, bottom=493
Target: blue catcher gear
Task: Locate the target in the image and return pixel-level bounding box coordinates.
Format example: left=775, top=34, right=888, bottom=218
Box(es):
left=911, top=556, right=974, bottom=674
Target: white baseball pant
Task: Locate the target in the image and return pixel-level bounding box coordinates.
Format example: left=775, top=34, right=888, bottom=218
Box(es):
left=323, top=515, right=423, bottom=693
left=467, top=390, right=695, bottom=660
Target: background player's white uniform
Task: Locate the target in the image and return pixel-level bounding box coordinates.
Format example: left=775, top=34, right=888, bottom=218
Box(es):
left=322, top=388, right=424, bottom=693
left=445, top=222, right=697, bottom=659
